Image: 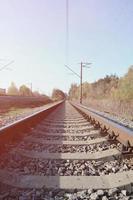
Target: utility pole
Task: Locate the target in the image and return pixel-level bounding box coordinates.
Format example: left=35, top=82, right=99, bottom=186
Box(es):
left=80, top=62, right=92, bottom=104
left=30, top=83, right=32, bottom=95
left=65, top=62, right=92, bottom=104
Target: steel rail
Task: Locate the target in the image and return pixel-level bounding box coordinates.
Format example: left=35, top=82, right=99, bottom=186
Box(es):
left=0, top=100, right=64, bottom=151
left=0, top=100, right=133, bottom=193
left=70, top=102, right=133, bottom=146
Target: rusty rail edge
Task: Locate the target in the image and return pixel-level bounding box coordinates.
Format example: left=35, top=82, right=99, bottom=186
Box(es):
left=70, top=102, right=133, bottom=146
left=0, top=100, right=64, bottom=151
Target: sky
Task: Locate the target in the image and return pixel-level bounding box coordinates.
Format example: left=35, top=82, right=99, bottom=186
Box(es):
left=0, top=0, right=133, bottom=95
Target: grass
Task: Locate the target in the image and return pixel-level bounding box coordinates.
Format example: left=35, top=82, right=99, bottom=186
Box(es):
left=83, top=98, right=133, bottom=121
left=0, top=105, right=47, bottom=127
left=3, top=107, right=33, bottom=117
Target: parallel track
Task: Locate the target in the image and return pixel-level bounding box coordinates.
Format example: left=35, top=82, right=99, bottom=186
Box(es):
left=0, top=101, right=133, bottom=199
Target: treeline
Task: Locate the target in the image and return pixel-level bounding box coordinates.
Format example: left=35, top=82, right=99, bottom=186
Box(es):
left=0, top=82, right=66, bottom=102
left=69, top=66, right=133, bottom=119
left=2, top=82, right=42, bottom=97
left=69, top=66, right=133, bottom=102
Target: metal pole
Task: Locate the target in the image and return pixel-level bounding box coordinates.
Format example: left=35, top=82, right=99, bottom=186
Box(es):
left=30, top=83, right=32, bottom=96
left=65, top=62, right=91, bottom=104
left=80, top=62, right=83, bottom=104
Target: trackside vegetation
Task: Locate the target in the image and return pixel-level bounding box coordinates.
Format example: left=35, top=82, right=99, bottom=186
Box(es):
left=69, top=66, right=133, bottom=119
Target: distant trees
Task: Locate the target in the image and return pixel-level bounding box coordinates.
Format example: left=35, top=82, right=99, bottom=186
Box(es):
left=68, top=66, right=133, bottom=102
left=7, top=82, right=19, bottom=96
left=52, top=89, right=65, bottom=101
left=69, top=75, right=119, bottom=100
left=68, top=83, right=79, bottom=100
left=90, top=75, right=119, bottom=99
left=7, top=82, right=42, bottom=97
left=82, top=82, right=91, bottom=99
left=19, top=85, right=32, bottom=96
left=68, top=67, right=133, bottom=120
left=6, top=83, right=66, bottom=102
left=112, top=66, right=133, bottom=101
left=0, top=88, right=6, bottom=95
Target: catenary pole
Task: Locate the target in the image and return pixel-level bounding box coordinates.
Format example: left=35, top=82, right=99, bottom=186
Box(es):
left=65, top=62, right=92, bottom=104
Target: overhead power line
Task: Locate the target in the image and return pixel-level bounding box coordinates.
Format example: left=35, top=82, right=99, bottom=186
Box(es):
left=0, top=60, right=14, bottom=71
left=65, top=65, right=80, bottom=78
left=66, top=0, right=69, bottom=65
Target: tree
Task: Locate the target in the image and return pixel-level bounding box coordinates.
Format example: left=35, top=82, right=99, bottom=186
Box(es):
left=51, top=89, right=65, bottom=101
left=7, top=82, right=19, bottom=96
left=82, top=82, right=90, bottom=99
left=68, top=75, right=119, bottom=100
left=19, top=85, right=32, bottom=96
left=112, top=66, right=133, bottom=101
left=68, top=83, right=79, bottom=100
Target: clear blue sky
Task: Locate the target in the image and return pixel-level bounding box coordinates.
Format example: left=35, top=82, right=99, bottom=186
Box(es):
left=0, top=0, right=133, bottom=95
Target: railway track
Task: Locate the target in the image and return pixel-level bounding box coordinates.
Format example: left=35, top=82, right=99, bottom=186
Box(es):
left=0, top=101, right=133, bottom=199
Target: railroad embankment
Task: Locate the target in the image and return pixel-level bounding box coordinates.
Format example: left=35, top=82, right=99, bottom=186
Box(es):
left=0, top=95, right=52, bottom=111
left=0, top=95, right=52, bottom=128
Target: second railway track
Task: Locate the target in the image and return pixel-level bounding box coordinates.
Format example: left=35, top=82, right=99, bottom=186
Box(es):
left=0, top=101, right=133, bottom=199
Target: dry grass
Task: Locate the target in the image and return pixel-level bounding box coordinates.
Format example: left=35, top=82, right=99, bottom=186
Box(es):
left=83, top=98, right=133, bottom=121
left=0, top=105, right=50, bottom=128
left=0, top=96, right=52, bottom=127
left=0, top=95, right=52, bottom=114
